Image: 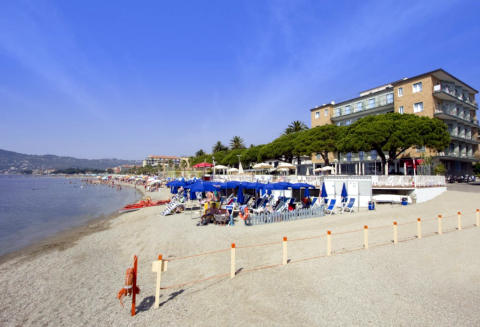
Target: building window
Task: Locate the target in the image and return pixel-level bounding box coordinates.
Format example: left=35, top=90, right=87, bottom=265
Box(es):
left=356, top=102, right=362, bottom=112
left=413, top=102, right=424, bottom=113
left=345, top=105, right=351, bottom=114
left=398, top=87, right=403, bottom=97
left=347, top=152, right=352, bottom=162
left=315, top=111, right=319, bottom=119
left=399, top=106, right=404, bottom=114
left=359, top=151, right=364, bottom=161
left=335, top=108, right=341, bottom=116
left=413, top=82, right=423, bottom=93
left=416, top=145, right=425, bottom=152
left=386, top=93, right=393, bottom=104
left=368, top=98, right=375, bottom=108
left=316, top=154, right=321, bottom=159
left=324, top=109, right=329, bottom=117
left=345, top=119, right=352, bottom=126
left=371, top=150, right=377, bottom=160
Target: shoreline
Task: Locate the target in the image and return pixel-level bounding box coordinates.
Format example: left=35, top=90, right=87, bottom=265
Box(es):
left=0, top=178, right=146, bottom=265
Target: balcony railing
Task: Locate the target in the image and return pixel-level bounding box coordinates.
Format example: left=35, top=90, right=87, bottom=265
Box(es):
left=332, top=92, right=394, bottom=118
left=434, top=84, right=478, bottom=108
left=434, top=108, right=479, bottom=126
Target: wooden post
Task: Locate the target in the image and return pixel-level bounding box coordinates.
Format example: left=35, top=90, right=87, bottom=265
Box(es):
left=457, top=211, right=462, bottom=230
left=476, top=209, right=479, bottom=227
left=393, top=221, right=398, bottom=244
left=363, top=226, right=368, bottom=249
left=437, top=214, right=442, bottom=235
left=282, top=236, right=288, bottom=265
left=326, top=231, right=332, bottom=256
left=417, top=218, right=422, bottom=239
left=131, top=255, right=138, bottom=316
left=230, top=243, right=236, bottom=279
left=152, top=254, right=167, bottom=309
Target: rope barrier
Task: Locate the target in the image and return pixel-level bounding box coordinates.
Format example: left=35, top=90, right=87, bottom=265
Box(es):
left=236, top=240, right=282, bottom=249
left=167, top=248, right=230, bottom=262
left=155, top=211, right=478, bottom=292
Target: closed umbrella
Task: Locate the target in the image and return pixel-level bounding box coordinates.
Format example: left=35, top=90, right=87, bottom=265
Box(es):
left=341, top=182, right=348, bottom=203
left=321, top=182, right=328, bottom=203
left=238, top=161, right=244, bottom=174
left=237, top=186, right=244, bottom=204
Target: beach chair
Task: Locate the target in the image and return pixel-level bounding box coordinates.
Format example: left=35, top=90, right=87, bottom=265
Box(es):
left=342, top=198, right=355, bottom=213
left=324, top=199, right=337, bottom=215
left=311, top=197, right=319, bottom=207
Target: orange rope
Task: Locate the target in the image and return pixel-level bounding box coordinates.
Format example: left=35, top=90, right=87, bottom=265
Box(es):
left=289, top=235, right=323, bottom=242
left=168, top=248, right=230, bottom=262
left=236, top=240, right=281, bottom=249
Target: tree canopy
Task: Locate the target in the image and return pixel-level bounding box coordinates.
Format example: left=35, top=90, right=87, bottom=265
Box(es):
left=339, top=113, right=450, bottom=168
left=230, top=136, right=246, bottom=150
left=284, top=120, right=308, bottom=135
left=212, top=141, right=228, bottom=153
left=295, top=124, right=344, bottom=166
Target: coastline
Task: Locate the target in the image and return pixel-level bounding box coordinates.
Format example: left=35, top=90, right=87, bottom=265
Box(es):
left=0, top=178, right=146, bottom=265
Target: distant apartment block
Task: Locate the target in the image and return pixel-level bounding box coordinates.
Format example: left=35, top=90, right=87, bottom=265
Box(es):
left=142, top=155, right=181, bottom=167
left=310, top=69, right=479, bottom=175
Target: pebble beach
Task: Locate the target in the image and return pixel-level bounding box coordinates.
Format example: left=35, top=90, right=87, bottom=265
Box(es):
left=1, top=185, right=479, bottom=326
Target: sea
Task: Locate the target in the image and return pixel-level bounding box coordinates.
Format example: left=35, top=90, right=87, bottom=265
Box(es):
left=0, top=175, right=141, bottom=257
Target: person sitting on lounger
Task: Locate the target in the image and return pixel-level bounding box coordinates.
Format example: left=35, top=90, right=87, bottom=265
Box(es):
left=302, top=197, right=311, bottom=209
left=198, top=202, right=218, bottom=226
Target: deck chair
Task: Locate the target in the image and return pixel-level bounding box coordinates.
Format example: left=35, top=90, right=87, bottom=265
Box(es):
left=342, top=198, right=355, bottom=213
left=324, top=199, right=337, bottom=215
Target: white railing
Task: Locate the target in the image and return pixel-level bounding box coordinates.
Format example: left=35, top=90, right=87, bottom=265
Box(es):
left=372, top=175, right=446, bottom=188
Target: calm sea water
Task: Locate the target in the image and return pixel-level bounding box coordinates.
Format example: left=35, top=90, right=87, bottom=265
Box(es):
left=0, top=175, right=141, bottom=257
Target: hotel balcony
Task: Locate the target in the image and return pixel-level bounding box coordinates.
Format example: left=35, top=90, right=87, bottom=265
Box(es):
left=331, top=92, right=394, bottom=122
left=433, top=84, right=478, bottom=110
left=436, top=151, right=476, bottom=161
left=434, top=107, right=479, bottom=128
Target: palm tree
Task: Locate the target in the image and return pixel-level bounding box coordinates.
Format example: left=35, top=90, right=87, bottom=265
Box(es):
left=212, top=141, right=228, bottom=153
left=284, top=120, right=308, bottom=135
left=230, top=136, right=246, bottom=150
left=195, top=149, right=206, bottom=157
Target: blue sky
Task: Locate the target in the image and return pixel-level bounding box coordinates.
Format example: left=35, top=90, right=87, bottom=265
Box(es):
left=1, top=0, right=479, bottom=160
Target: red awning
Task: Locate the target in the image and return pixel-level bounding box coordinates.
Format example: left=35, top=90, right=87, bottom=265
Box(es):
left=193, top=162, right=214, bottom=168
left=404, top=159, right=423, bottom=167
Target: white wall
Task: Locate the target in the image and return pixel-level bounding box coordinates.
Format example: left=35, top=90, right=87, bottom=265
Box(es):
left=413, top=187, right=447, bottom=203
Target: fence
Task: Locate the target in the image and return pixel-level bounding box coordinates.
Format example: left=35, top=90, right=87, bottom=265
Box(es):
left=371, top=175, right=446, bottom=188
left=144, top=209, right=480, bottom=313
left=247, top=207, right=325, bottom=225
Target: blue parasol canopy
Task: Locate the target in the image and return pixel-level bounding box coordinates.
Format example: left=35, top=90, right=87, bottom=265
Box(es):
left=341, top=182, right=348, bottom=202
left=320, top=182, right=328, bottom=202
left=237, top=185, right=244, bottom=204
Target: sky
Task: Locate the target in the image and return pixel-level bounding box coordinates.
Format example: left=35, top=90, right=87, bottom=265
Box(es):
left=0, top=0, right=479, bottom=160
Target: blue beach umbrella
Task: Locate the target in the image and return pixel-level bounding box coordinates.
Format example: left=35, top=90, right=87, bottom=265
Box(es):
left=320, top=182, right=328, bottom=203
left=237, top=185, right=244, bottom=204
left=341, top=182, right=348, bottom=203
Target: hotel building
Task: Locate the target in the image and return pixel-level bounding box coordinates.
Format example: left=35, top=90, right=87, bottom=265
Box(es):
left=142, top=155, right=181, bottom=167
left=310, top=69, right=479, bottom=175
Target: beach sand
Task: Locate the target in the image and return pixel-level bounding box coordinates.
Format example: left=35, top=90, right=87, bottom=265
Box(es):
left=1, top=186, right=479, bottom=326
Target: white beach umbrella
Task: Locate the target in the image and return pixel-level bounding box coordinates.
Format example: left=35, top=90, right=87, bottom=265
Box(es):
left=227, top=167, right=239, bottom=174
left=277, top=162, right=296, bottom=169
left=253, top=163, right=273, bottom=169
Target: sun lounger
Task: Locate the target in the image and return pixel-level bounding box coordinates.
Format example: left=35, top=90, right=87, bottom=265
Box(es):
left=342, top=198, right=355, bottom=213
left=324, top=199, right=337, bottom=215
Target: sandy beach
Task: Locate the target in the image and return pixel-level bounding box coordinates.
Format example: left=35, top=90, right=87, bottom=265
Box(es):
left=1, top=185, right=480, bottom=326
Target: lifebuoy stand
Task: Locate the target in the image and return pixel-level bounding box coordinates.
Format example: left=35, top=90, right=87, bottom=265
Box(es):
left=131, top=255, right=138, bottom=316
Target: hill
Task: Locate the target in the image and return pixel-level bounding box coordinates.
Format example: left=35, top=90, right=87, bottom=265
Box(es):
left=0, top=149, right=138, bottom=173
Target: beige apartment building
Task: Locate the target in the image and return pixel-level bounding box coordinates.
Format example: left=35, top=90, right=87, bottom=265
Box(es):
left=310, top=69, right=479, bottom=176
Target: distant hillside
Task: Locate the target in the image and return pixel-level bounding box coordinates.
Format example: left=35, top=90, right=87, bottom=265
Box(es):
left=0, top=149, right=138, bottom=173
